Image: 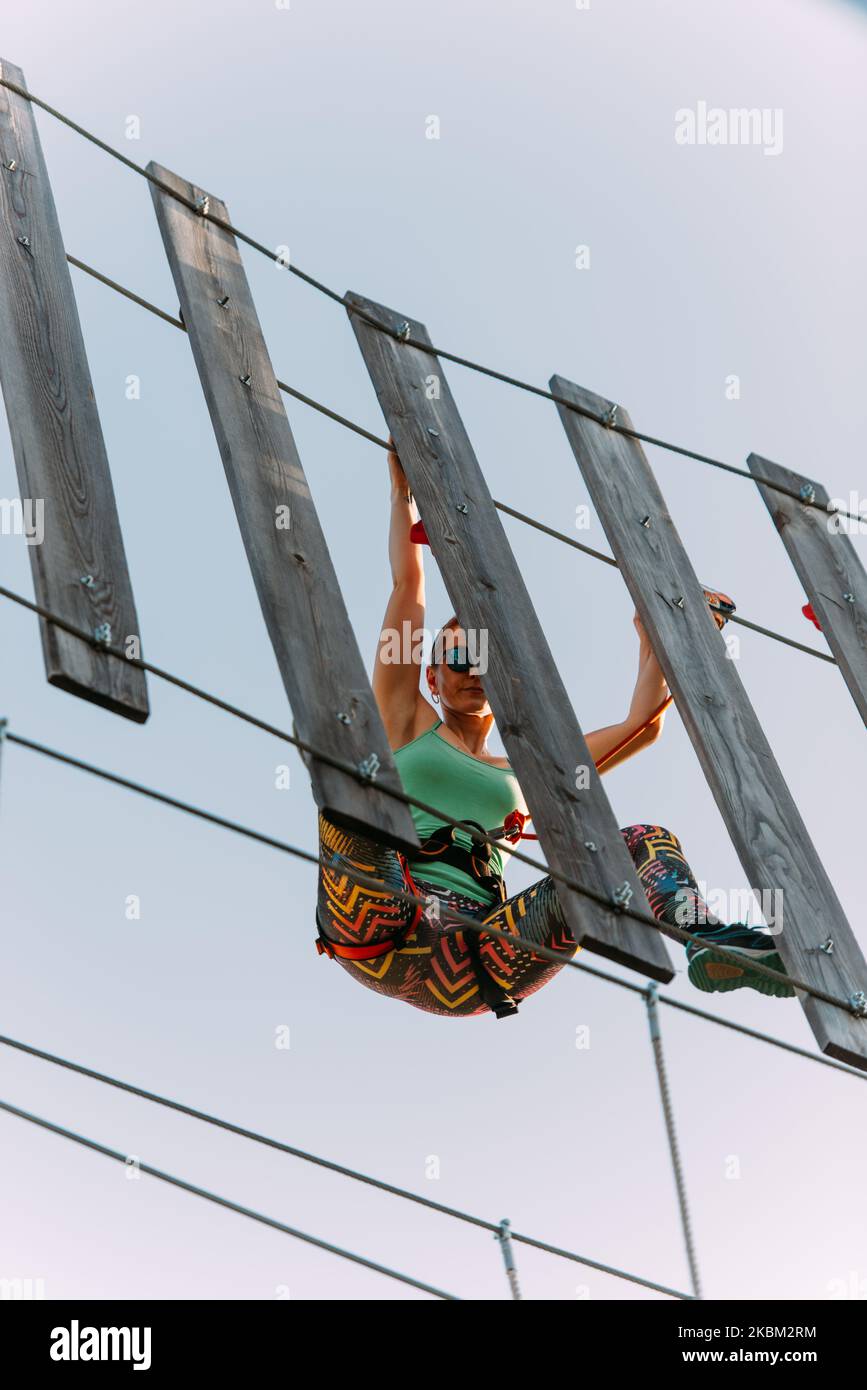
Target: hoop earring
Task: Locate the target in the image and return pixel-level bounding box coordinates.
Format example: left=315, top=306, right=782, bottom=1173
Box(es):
left=431, top=693, right=440, bottom=704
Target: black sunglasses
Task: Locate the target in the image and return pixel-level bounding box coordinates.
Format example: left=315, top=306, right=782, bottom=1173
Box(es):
left=442, top=647, right=478, bottom=674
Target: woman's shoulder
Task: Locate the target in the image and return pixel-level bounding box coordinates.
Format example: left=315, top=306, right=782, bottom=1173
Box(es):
left=392, top=699, right=440, bottom=752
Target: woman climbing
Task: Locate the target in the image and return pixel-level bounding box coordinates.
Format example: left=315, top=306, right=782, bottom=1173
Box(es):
left=315, top=442, right=794, bottom=1018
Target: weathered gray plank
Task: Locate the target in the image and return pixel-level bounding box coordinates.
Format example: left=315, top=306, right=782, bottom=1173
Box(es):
left=748, top=454, right=867, bottom=726
left=147, top=165, right=418, bottom=853
left=552, top=374, right=867, bottom=1070
left=347, top=291, right=674, bottom=981
left=0, top=60, right=148, bottom=721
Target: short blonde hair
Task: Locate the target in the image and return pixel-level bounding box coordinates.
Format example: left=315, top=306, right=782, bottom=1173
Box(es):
left=430, top=615, right=461, bottom=666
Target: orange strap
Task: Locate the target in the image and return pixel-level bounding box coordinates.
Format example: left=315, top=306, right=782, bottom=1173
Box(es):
left=594, top=694, right=674, bottom=773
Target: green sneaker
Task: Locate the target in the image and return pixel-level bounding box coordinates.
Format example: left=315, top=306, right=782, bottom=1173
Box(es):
left=686, top=924, right=795, bottom=999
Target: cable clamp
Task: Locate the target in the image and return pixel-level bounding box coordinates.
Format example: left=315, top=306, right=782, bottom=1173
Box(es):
left=395, top=321, right=411, bottom=340
left=357, top=753, right=380, bottom=783
left=798, top=482, right=816, bottom=504
left=612, top=881, right=633, bottom=911
left=93, top=623, right=112, bottom=646
left=849, top=992, right=867, bottom=1018
left=194, top=194, right=210, bottom=216
left=604, top=404, right=618, bottom=428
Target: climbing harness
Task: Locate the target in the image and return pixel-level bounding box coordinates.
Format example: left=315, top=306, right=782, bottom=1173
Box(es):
left=411, top=817, right=512, bottom=901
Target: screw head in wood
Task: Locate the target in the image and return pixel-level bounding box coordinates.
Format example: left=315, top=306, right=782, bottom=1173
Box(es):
left=843, top=593, right=855, bottom=603
left=6, top=159, right=17, bottom=171
left=673, top=596, right=685, bottom=609
left=584, top=841, right=597, bottom=853
left=335, top=711, right=352, bottom=725
left=217, top=294, right=230, bottom=307
left=79, top=574, right=95, bottom=588
left=16, top=234, right=30, bottom=247
left=239, top=373, right=252, bottom=388
left=428, top=428, right=440, bottom=437
left=456, top=503, right=469, bottom=514
left=640, top=515, right=651, bottom=528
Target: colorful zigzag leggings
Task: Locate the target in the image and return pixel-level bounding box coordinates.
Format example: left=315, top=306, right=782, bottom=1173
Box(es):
left=317, top=816, right=717, bottom=1017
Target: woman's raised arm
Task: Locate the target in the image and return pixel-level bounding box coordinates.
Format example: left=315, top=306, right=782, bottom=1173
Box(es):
left=372, top=441, right=429, bottom=748
left=586, top=613, right=670, bottom=773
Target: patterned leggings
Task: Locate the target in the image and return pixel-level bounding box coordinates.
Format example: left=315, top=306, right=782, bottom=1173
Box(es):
left=317, top=816, right=716, bottom=1017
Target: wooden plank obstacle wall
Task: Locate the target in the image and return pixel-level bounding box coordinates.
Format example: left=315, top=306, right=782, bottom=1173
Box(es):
left=2, top=59, right=861, bottom=1060
left=552, top=375, right=867, bottom=1070
left=348, top=292, right=676, bottom=983
left=0, top=61, right=148, bottom=721
left=147, top=165, right=419, bottom=853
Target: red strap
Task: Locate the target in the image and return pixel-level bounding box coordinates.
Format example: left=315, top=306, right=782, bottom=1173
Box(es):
left=410, top=519, right=430, bottom=546
left=317, top=936, right=398, bottom=961
left=595, top=694, right=673, bottom=772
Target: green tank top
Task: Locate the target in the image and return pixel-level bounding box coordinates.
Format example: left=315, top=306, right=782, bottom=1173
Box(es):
left=393, top=719, right=527, bottom=904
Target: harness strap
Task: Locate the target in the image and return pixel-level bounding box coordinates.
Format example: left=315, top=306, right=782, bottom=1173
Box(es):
left=413, top=819, right=509, bottom=903
left=461, top=924, right=522, bottom=1020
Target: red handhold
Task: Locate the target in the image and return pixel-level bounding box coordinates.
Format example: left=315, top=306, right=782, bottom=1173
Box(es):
left=803, top=603, right=822, bottom=631
left=410, top=519, right=430, bottom=546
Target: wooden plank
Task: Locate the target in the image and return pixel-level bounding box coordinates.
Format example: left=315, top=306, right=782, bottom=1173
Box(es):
left=147, top=165, right=418, bottom=854
left=552, top=374, right=867, bottom=1070
left=347, top=291, right=674, bottom=981
left=0, top=60, right=148, bottom=721
left=748, top=454, right=867, bottom=726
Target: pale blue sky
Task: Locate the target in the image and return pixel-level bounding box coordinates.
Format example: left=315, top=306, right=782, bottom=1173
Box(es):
left=0, top=0, right=865, bottom=1300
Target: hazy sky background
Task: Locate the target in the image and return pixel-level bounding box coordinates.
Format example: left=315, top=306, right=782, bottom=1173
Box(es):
left=1, top=0, right=865, bottom=1301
